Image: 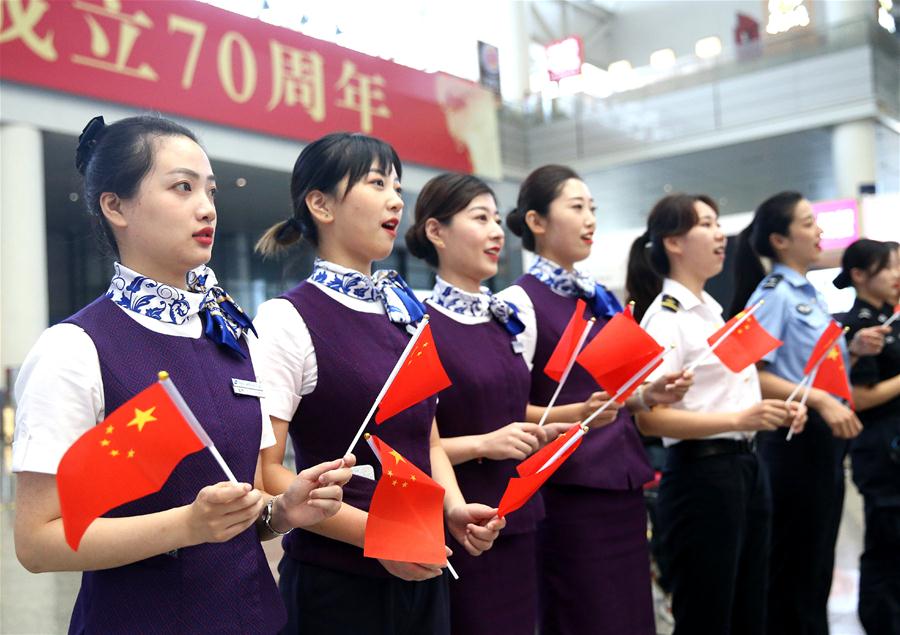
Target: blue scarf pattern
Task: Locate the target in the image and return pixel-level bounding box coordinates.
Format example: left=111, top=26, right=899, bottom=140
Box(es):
left=528, top=255, right=622, bottom=318
left=431, top=275, right=525, bottom=336
left=309, top=258, right=426, bottom=325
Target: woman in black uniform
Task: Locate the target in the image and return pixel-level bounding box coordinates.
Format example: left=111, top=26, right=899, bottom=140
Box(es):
left=833, top=238, right=900, bottom=634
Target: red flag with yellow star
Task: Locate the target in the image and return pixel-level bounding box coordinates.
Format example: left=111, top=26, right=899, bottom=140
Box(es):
left=57, top=380, right=206, bottom=550
left=803, top=320, right=844, bottom=375
left=375, top=323, right=451, bottom=424
left=544, top=299, right=590, bottom=382
left=812, top=345, right=855, bottom=408
left=707, top=309, right=783, bottom=373
left=363, top=435, right=447, bottom=565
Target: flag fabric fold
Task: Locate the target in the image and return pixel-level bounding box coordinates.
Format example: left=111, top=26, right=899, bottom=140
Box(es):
left=707, top=309, right=783, bottom=372
left=364, top=435, right=447, bottom=565
left=811, top=345, right=855, bottom=408
left=57, top=380, right=207, bottom=550
left=575, top=312, right=665, bottom=402
left=497, top=424, right=586, bottom=518
left=375, top=323, right=451, bottom=424
left=544, top=299, right=589, bottom=382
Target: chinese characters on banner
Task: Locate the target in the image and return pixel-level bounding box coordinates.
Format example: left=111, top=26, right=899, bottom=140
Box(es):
left=0, top=0, right=501, bottom=179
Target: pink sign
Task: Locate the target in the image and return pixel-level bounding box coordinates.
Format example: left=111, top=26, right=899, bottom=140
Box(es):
left=812, top=199, right=860, bottom=250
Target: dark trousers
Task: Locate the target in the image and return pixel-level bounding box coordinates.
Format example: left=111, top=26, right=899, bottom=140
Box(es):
left=758, top=413, right=847, bottom=635
left=277, top=557, right=450, bottom=635
left=658, top=445, right=771, bottom=635
left=858, top=504, right=900, bottom=634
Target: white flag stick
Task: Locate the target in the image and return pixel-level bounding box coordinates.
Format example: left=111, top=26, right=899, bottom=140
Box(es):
left=786, top=365, right=821, bottom=441
left=883, top=311, right=900, bottom=329
left=364, top=434, right=459, bottom=580
left=537, top=425, right=588, bottom=473
left=538, top=318, right=596, bottom=428
left=686, top=299, right=766, bottom=374
left=785, top=374, right=810, bottom=406
left=158, top=371, right=238, bottom=484
left=344, top=317, right=431, bottom=456
left=581, top=346, right=673, bottom=428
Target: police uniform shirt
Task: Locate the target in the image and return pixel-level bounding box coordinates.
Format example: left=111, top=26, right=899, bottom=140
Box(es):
left=844, top=298, right=900, bottom=424
left=641, top=278, right=762, bottom=447
left=748, top=263, right=850, bottom=385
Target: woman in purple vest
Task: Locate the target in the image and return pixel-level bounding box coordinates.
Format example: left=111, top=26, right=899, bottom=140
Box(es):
left=404, top=172, right=571, bottom=634
left=499, top=164, right=693, bottom=635
left=254, top=133, right=505, bottom=635
left=12, top=115, right=353, bottom=634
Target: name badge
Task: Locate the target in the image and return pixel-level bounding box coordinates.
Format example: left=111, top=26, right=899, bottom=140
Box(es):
left=231, top=378, right=265, bottom=398
left=796, top=303, right=812, bottom=315
left=352, top=465, right=375, bottom=480
left=511, top=337, right=525, bottom=354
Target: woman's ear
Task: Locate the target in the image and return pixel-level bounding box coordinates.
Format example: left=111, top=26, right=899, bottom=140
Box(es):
left=662, top=234, right=683, bottom=257
left=524, top=210, right=546, bottom=237
left=306, top=190, right=334, bottom=226
left=424, top=217, right=445, bottom=249
left=99, top=192, right=127, bottom=229
left=849, top=267, right=868, bottom=287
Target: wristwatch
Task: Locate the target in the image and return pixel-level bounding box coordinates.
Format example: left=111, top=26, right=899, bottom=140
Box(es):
left=262, top=495, right=292, bottom=536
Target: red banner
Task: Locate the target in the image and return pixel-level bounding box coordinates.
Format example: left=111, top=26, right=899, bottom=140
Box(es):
left=0, top=0, right=501, bottom=177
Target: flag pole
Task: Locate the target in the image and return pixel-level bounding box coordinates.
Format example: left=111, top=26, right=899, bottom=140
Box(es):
left=581, top=346, right=673, bottom=428
left=158, top=371, right=238, bottom=484
left=537, top=425, right=588, bottom=472
left=786, top=365, right=821, bottom=442
left=883, top=311, right=899, bottom=329
left=364, top=435, right=459, bottom=580
left=537, top=318, right=596, bottom=428
left=345, top=317, right=431, bottom=457
left=785, top=374, right=809, bottom=406
left=686, top=299, right=765, bottom=373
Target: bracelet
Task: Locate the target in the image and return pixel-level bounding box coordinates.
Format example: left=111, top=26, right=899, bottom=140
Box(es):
left=263, top=495, right=292, bottom=536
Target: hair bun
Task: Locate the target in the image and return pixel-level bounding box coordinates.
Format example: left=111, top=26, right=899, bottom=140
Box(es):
left=75, top=115, right=107, bottom=175
left=506, top=207, right=525, bottom=236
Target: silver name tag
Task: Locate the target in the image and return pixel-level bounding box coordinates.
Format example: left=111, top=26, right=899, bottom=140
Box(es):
left=232, top=378, right=265, bottom=398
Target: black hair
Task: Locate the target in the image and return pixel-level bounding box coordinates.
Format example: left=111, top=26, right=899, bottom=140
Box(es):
left=405, top=173, right=496, bottom=268
left=625, top=194, right=719, bottom=322
left=76, top=114, right=199, bottom=259
left=256, top=132, right=401, bottom=257
left=833, top=238, right=896, bottom=289
left=506, top=164, right=580, bottom=252
left=728, top=191, right=804, bottom=317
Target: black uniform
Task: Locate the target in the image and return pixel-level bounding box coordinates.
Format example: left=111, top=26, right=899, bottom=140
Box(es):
left=844, top=299, right=900, bottom=635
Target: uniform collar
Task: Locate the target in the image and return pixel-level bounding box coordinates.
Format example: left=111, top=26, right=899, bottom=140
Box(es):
left=662, top=278, right=722, bottom=315
left=772, top=263, right=811, bottom=289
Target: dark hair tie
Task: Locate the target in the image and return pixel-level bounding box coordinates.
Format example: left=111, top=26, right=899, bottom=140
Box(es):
left=275, top=216, right=305, bottom=240
left=75, top=116, right=106, bottom=174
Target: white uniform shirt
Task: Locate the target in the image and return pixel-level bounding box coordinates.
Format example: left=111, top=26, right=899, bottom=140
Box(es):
left=641, top=278, right=762, bottom=447
left=495, top=284, right=549, bottom=371
left=252, top=268, right=386, bottom=423
left=13, top=307, right=275, bottom=475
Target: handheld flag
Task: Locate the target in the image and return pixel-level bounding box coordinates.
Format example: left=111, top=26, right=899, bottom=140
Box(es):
left=804, top=320, right=844, bottom=375
left=707, top=309, right=782, bottom=372
left=364, top=435, right=447, bottom=565
left=811, top=345, right=854, bottom=408
left=497, top=424, right=586, bottom=518
left=375, top=322, right=451, bottom=424
left=544, top=299, right=589, bottom=382
left=576, top=312, right=665, bottom=402
left=57, top=373, right=226, bottom=551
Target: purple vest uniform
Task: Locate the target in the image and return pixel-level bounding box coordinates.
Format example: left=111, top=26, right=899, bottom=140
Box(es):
left=517, top=274, right=652, bottom=489
left=279, top=283, right=437, bottom=579
left=64, top=297, right=285, bottom=634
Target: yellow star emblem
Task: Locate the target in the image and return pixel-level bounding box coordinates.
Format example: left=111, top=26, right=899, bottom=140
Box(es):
left=410, top=475, right=416, bottom=482
left=387, top=469, right=393, bottom=477
left=100, top=439, right=110, bottom=447
left=827, top=347, right=840, bottom=360
left=392, top=479, right=398, bottom=486
left=402, top=482, right=408, bottom=488
left=110, top=449, right=119, bottom=457
left=105, top=425, right=114, bottom=434
left=388, top=449, right=405, bottom=465
left=128, top=407, right=157, bottom=432
left=127, top=449, right=135, bottom=459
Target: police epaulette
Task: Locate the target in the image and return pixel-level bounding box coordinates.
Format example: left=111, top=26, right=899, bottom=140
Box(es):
left=762, top=274, right=783, bottom=290
left=661, top=294, right=681, bottom=313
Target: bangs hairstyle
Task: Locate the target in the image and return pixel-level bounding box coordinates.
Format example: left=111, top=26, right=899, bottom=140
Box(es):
left=256, top=132, right=402, bottom=257
left=405, top=173, right=496, bottom=268
left=833, top=238, right=897, bottom=289
left=625, top=193, right=718, bottom=321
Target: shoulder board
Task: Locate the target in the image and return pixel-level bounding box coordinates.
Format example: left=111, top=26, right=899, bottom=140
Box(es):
left=661, top=294, right=681, bottom=313
left=762, top=274, right=783, bottom=290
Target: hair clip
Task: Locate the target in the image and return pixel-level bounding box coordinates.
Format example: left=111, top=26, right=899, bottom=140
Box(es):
left=75, top=115, right=106, bottom=173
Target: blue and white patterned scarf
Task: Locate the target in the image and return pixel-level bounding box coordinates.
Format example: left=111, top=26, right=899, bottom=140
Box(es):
left=309, top=258, right=426, bottom=326
left=106, top=262, right=256, bottom=356
left=431, top=275, right=525, bottom=336
left=528, top=255, right=622, bottom=318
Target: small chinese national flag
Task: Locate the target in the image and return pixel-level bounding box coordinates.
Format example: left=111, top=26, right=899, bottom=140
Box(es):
left=497, top=424, right=586, bottom=518
left=804, top=320, right=844, bottom=375
left=375, top=323, right=451, bottom=424
left=812, top=346, right=855, bottom=409
left=576, top=312, right=665, bottom=402
left=57, top=381, right=206, bottom=550
left=544, top=299, right=589, bottom=382
left=708, top=310, right=783, bottom=373
left=364, top=435, right=447, bottom=565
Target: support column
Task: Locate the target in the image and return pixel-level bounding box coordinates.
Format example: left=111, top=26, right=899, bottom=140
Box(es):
left=832, top=119, right=877, bottom=199
left=1, top=124, right=48, bottom=391
left=498, top=0, right=532, bottom=102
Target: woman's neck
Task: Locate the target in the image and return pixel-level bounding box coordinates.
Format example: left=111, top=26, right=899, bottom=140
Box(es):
left=119, top=256, right=187, bottom=290
left=436, top=267, right=482, bottom=294
left=668, top=264, right=706, bottom=301
left=776, top=256, right=808, bottom=278
left=537, top=249, right=574, bottom=272
left=317, top=245, right=372, bottom=276
left=854, top=287, right=884, bottom=308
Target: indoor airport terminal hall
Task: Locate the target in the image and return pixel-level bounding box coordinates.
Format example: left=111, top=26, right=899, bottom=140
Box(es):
left=1, top=0, right=899, bottom=634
